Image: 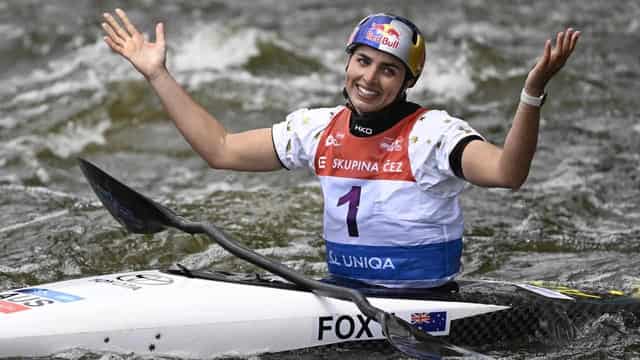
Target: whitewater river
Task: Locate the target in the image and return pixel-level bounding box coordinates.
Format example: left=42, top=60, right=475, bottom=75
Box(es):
left=1, top=0, right=640, bottom=358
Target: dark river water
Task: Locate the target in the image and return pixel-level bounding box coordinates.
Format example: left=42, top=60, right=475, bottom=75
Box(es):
left=1, top=0, right=640, bottom=358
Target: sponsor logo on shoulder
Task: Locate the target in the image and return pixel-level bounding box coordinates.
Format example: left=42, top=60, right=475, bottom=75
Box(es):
left=325, top=133, right=345, bottom=147
left=0, top=288, right=83, bottom=314
left=380, top=137, right=403, bottom=152
left=91, top=272, right=174, bottom=291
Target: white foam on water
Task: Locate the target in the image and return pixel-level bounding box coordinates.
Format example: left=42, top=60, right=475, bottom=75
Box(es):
left=477, top=65, right=528, bottom=83
left=0, top=209, right=69, bottom=235
left=0, top=261, right=42, bottom=275
left=531, top=158, right=587, bottom=191
left=177, top=182, right=247, bottom=202
left=257, top=242, right=319, bottom=258
left=179, top=244, right=231, bottom=268
left=9, top=65, right=106, bottom=111
left=45, top=120, right=110, bottom=158
left=413, top=41, right=476, bottom=102
left=0, top=184, right=76, bottom=200
left=0, top=135, right=50, bottom=183
left=6, top=40, right=106, bottom=92
left=18, top=103, right=51, bottom=119
left=179, top=241, right=320, bottom=271
left=449, top=21, right=517, bottom=44
left=172, top=22, right=263, bottom=73
left=0, top=116, right=18, bottom=129
left=166, top=21, right=342, bottom=112
left=0, top=116, right=110, bottom=185
left=1, top=117, right=110, bottom=161
left=0, top=23, right=23, bottom=42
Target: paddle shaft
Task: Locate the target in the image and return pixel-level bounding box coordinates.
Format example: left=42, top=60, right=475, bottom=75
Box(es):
left=178, top=219, right=381, bottom=321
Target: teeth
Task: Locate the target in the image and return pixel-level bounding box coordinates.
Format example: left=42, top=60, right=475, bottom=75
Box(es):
left=357, top=85, right=378, bottom=97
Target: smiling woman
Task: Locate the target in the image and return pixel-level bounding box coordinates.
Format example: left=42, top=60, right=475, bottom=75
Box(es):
left=100, top=7, right=579, bottom=289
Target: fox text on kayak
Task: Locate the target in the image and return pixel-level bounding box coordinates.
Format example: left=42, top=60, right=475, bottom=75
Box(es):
left=317, top=314, right=377, bottom=341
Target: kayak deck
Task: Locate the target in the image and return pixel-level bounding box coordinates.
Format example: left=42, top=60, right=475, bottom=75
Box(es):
left=167, top=267, right=640, bottom=350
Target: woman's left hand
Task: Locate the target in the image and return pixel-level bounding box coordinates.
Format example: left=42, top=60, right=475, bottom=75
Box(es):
left=525, top=28, right=581, bottom=95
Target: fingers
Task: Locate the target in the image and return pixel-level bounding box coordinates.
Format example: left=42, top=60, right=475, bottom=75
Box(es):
left=561, top=28, right=579, bottom=55
left=545, top=27, right=580, bottom=72
left=102, top=12, right=129, bottom=42
left=555, top=30, right=566, bottom=55
left=527, top=28, right=579, bottom=91
left=103, top=35, right=123, bottom=53
left=554, top=28, right=581, bottom=57
left=541, top=39, right=551, bottom=66
left=561, top=29, right=572, bottom=54
left=155, top=22, right=165, bottom=46
left=101, top=21, right=123, bottom=47
left=568, top=29, right=580, bottom=52
left=115, top=8, right=140, bottom=37
left=101, top=9, right=143, bottom=46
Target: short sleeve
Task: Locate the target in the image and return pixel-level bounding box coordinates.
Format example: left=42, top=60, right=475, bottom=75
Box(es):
left=272, top=106, right=341, bottom=170
left=436, top=114, right=485, bottom=178
left=410, top=110, right=485, bottom=197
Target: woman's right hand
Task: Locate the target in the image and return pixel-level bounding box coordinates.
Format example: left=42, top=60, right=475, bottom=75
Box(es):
left=102, top=8, right=167, bottom=81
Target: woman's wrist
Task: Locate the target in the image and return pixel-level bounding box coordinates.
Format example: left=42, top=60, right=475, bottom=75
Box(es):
left=520, top=88, right=547, bottom=108
left=147, top=67, right=170, bottom=83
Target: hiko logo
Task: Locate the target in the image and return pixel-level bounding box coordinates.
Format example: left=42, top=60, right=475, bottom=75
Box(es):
left=354, top=125, right=373, bottom=135
left=366, top=22, right=400, bottom=49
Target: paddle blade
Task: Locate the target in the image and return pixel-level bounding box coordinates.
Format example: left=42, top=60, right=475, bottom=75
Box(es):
left=381, top=313, right=489, bottom=359
left=79, top=158, right=173, bottom=234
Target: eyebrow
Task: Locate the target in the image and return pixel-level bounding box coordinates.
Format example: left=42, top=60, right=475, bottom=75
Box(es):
left=354, top=52, right=402, bottom=71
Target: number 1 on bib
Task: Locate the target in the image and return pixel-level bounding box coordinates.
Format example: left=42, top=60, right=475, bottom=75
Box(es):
left=337, top=186, right=361, bottom=237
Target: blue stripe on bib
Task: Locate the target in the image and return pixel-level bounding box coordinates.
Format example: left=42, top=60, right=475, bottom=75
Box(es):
left=325, top=239, right=462, bottom=281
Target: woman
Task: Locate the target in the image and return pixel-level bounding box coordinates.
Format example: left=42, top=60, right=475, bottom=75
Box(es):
left=101, top=9, right=579, bottom=288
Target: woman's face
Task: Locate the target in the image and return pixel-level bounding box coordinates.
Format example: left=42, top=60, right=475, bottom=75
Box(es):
left=344, top=45, right=408, bottom=114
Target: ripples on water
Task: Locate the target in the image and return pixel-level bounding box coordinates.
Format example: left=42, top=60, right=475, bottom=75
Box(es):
left=1, top=0, right=640, bottom=358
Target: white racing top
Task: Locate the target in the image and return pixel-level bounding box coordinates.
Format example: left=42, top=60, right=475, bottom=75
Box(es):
left=272, top=106, right=483, bottom=287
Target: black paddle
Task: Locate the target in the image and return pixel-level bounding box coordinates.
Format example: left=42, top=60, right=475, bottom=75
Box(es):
left=78, top=158, right=488, bottom=360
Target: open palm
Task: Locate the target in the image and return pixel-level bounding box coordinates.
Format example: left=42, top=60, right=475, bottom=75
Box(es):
left=526, top=28, right=580, bottom=94
left=102, top=9, right=166, bottom=80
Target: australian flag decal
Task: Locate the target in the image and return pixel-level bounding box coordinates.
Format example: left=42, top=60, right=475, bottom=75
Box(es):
left=410, top=311, right=447, bottom=332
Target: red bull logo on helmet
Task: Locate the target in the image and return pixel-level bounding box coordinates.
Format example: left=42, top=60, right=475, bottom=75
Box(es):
left=366, top=22, right=400, bottom=49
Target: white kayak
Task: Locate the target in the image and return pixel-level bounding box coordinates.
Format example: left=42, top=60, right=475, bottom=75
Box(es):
left=0, top=269, right=508, bottom=358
